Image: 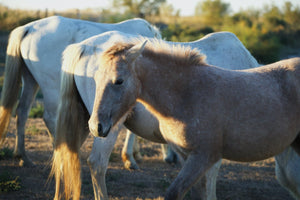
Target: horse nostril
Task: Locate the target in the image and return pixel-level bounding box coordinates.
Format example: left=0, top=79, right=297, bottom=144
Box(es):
left=98, top=123, right=103, bottom=134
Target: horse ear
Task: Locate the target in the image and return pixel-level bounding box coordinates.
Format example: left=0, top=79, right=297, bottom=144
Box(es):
left=126, top=40, right=147, bottom=63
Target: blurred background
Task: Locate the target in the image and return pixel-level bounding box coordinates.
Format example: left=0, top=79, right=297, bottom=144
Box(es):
left=0, top=0, right=300, bottom=65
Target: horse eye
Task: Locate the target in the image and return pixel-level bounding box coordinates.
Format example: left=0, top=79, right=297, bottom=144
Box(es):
left=114, top=78, right=124, bottom=85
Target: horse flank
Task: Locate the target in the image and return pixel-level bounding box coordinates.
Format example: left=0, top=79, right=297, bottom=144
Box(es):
left=0, top=27, right=28, bottom=144
left=50, top=43, right=90, bottom=200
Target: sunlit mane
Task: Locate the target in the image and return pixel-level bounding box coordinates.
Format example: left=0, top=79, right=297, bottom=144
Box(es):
left=102, top=39, right=207, bottom=67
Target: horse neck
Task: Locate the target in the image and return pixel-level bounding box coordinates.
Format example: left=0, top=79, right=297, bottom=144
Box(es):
left=134, top=57, right=199, bottom=119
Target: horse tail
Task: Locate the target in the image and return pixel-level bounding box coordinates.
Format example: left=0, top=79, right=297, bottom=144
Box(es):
left=0, top=26, right=29, bottom=145
left=50, top=43, right=89, bottom=200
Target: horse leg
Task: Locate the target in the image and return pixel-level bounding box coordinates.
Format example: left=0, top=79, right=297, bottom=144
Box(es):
left=132, top=134, right=142, bottom=161
left=121, top=130, right=140, bottom=170
left=87, top=126, right=121, bottom=200
left=291, top=134, right=300, bottom=156
left=190, top=159, right=222, bottom=200
left=165, top=151, right=219, bottom=200
left=14, top=66, right=39, bottom=167
left=161, top=144, right=178, bottom=164
left=275, top=147, right=300, bottom=199
left=42, top=105, right=57, bottom=145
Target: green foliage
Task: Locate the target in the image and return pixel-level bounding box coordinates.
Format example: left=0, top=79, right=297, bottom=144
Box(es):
left=112, top=0, right=166, bottom=17
left=0, top=4, right=41, bottom=31
left=161, top=23, right=214, bottom=42
left=1, top=1, right=300, bottom=65
left=195, top=0, right=230, bottom=26
left=28, top=102, right=44, bottom=118
left=0, top=171, right=21, bottom=193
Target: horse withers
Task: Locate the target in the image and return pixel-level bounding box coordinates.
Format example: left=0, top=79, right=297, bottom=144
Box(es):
left=89, top=39, right=300, bottom=199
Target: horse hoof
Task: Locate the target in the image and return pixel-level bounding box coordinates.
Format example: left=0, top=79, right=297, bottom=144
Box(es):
left=18, top=159, right=35, bottom=167
left=164, top=157, right=174, bottom=164
left=123, top=160, right=139, bottom=170
left=133, top=152, right=143, bottom=162
left=13, top=153, right=35, bottom=167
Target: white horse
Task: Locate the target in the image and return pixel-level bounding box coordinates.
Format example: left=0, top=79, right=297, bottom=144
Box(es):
left=0, top=16, right=164, bottom=200
left=54, top=30, right=300, bottom=199
left=0, top=15, right=161, bottom=167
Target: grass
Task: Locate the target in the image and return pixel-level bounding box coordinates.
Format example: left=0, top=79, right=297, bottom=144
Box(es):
left=132, top=182, right=147, bottom=188
left=25, top=125, right=41, bottom=136
left=158, top=178, right=170, bottom=190
left=0, top=171, right=21, bottom=193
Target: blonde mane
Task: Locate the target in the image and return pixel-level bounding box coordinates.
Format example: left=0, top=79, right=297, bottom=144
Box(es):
left=102, top=39, right=207, bottom=68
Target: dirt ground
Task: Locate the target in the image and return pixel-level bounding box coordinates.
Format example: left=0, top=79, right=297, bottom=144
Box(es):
left=0, top=118, right=295, bottom=200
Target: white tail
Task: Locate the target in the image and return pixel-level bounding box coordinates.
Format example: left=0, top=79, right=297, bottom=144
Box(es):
left=0, top=26, right=29, bottom=145
left=50, top=44, right=90, bottom=200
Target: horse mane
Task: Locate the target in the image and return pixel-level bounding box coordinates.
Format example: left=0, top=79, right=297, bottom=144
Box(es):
left=102, top=39, right=207, bottom=68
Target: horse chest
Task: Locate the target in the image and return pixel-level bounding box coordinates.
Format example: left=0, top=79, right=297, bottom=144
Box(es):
left=158, top=117, right=204, bottom=150
left=158, top=119, right=185, bottom=144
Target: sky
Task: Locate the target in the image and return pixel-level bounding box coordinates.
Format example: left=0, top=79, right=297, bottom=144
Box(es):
left=1, top=0, right=300, bottom=16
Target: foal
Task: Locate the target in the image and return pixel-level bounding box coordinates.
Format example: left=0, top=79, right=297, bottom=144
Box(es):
left=89, top=40, right=300, bottom=199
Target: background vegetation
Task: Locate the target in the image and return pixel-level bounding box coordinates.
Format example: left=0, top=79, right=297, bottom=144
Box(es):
left=1, top=0, right=300, bottom=64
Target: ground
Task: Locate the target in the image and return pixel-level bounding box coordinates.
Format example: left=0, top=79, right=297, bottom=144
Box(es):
left=0, top=118, right=295, bottom=200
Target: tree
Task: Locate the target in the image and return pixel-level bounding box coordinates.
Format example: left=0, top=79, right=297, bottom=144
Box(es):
left=262, top=4, right=286, bottom=32
left=283, top=1, right=300, bottom=30
left=113, top=0, right=166, bottom=17
left=194, top=0, right=230, bottom=26
left=159, top=2, right=175, bottom=17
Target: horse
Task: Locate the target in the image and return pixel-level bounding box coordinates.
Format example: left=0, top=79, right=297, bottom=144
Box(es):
left=54, top=30, right=300, bottom=199
left=87, top=37, right=300, bottom=199
left=0, top=15, right=161, bottom=168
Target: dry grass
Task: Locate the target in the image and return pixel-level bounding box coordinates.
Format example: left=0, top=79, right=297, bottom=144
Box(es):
left=0, top=118, right=295, bottom=200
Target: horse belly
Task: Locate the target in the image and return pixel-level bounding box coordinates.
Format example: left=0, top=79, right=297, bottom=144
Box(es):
left=222, top=129, right=297, bottom=162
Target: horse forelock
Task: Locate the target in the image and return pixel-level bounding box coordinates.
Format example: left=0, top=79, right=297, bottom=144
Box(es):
left=102, top=39, right=206, bottom=68
left=102, top=42, right=134, bottom=62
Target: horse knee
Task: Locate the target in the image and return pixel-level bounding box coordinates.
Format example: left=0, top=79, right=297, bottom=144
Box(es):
left=87, top=152, right=108, bottom=177
left=88, top=136, right=117, bottom=176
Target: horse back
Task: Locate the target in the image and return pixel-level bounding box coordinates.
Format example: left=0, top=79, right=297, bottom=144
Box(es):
left=264, top=57, right=300, bottom=106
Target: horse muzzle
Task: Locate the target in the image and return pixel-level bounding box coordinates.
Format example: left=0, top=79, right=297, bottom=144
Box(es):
left=88, top=120, right=111, bottom=138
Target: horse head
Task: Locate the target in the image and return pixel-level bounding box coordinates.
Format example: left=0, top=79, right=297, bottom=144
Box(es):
left=88, top=40, right=147, bottom=137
